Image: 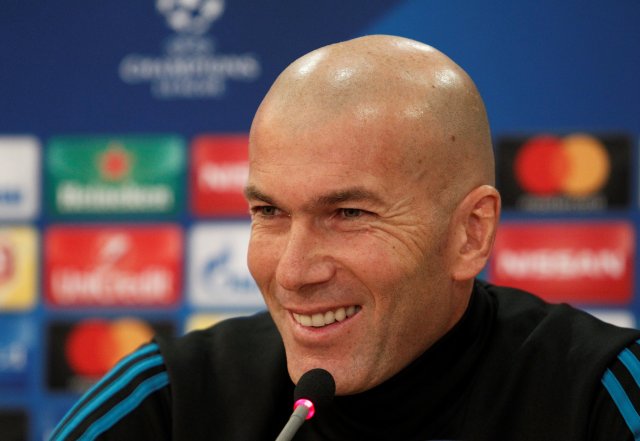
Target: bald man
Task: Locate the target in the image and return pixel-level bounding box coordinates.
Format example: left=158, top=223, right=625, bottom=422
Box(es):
left=51, top=36, right=640, bottom=441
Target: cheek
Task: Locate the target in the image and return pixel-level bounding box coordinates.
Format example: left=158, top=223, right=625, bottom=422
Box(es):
left=347, top=233, right=448, bottom=317
left=247, top=234, right=278, bottom=288
left=349, top=231, right=435, bottom=283
left=333, top=242, right=420, bottom=317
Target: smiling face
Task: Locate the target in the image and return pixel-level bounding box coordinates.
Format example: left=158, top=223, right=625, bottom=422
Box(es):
left=245, top=35, right=497, bottom=395
left=247, top=117, right=459, bottom=395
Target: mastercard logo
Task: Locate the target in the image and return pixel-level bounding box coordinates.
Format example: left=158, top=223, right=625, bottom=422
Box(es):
left=64, top=317, right=154, bottom=378
left=514, top=134, right=610, bottom=197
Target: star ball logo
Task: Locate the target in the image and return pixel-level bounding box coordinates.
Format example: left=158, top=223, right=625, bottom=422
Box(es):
left=496, top=133, right=631, bottom=211
left=118, top=0, right=261, bottom=99
left=156, top=0, right=224, bottom=35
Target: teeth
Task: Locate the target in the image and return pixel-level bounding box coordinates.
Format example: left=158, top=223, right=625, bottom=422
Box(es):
left=296, top=314, right=311, bottom=327
left=293, top=306, right=360, bottom=328
left=324, top=310, right=335, bottom=325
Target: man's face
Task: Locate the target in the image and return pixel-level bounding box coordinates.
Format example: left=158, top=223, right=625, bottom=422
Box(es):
left=246, top=110, right=460, bottom=395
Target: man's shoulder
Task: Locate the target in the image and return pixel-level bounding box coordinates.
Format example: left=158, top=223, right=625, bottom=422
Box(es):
left=151, top=311, right=291, bottom=439
left=154, top=311, right=287, bottom=393
left=478, top=280, right=640, bottom=366
left=49, top=342, right=171, bottom=441
left=463, top=281, right=640, bottom=439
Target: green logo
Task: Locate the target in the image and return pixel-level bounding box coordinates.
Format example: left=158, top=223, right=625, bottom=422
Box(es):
left=46, top=136, right=185, bottom=216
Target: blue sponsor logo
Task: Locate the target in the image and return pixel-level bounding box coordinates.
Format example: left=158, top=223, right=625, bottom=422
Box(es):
left=201, top=247, right=257, bottom=294
left=0, top=317, right=34, bottom=390
left=0, top=189, right=22, bottom=205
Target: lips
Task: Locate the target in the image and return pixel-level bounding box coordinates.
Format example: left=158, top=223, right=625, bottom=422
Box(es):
left=292, top=305, right=361, bottom=328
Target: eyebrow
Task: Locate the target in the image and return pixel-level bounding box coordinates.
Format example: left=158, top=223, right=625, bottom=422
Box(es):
left=314, top=187, right=383, bottom=207
left=243, top=185, right=384, bottom=209
left=244, top=185, right=276, bottom=205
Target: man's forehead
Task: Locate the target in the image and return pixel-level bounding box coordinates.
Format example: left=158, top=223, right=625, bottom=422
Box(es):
left=250, top=104, right=433, bottom=166
left=247, top=121, right=435, bottom=208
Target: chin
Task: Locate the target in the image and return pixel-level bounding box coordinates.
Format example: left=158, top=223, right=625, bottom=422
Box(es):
left=288, top=360, right=369, bottom=396
left=333, top=375, right=375, bottom=396
left=288, top=359, right=327, bottom=385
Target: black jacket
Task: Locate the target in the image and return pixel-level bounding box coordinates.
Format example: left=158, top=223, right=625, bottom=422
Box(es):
left=50, top=281, right=640, bottom=440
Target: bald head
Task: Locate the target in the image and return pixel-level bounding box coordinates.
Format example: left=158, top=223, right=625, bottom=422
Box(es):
left=251, top=35, right=494, bottom=211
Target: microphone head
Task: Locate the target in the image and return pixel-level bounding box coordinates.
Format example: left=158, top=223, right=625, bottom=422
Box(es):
left=293, top=368, right=336, bottom=411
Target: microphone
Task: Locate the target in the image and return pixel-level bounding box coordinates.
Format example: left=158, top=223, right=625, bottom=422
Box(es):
left=275, top=368, right=336, bottom=441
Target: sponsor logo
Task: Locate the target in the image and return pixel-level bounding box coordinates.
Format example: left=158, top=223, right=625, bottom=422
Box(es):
left=587, top=310, right=636, bottom=329
left=118, top=0, right=261, bottom=99
left=490, top=222, right=634, bottom=304
left=0, top=243, right=14, bottom=285
left=191, top=135, right=249, bottom=216
left=0, top=227, right=37, bottom=311
left=185, top=312, right=254, bottom=333
left=46, top=318, right=174, bottom=392
left=45, top=225, right=182, bottom=307
left=496, top=133, right=631, bottom=211
left=100, top=143, right=131, bottom=181
left=0, top=137, right=40, bottom=220
left=46, top=136, right=185, bottom=216
left=43, top=406, right=73, bottom=441
left=189, top=222, right=263, bottom=307
left=0, top=317, right=34, bottom=391
left=156, top=0, right=224, bottom=35
left=0, top=344, right=28, bottom=378
left=0, top=409, right=28, bottom=441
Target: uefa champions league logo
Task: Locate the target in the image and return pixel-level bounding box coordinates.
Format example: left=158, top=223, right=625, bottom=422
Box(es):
left=156, top=0, right=225, bottom=35
left=119, top=0, right=260, bottom=99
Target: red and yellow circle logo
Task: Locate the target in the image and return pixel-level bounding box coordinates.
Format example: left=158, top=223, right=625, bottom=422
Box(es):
left=514, top=134, right=610, bottom=197
left=65, top=317, right=155, bottom=378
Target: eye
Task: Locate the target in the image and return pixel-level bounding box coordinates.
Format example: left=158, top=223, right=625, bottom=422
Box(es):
left=340, top=208, right=364, bottom=218
left=251, top=205, right=280, bottom=217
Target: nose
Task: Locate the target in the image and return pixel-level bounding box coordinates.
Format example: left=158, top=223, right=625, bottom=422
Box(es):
left=275, top=222, right=336, bottom=291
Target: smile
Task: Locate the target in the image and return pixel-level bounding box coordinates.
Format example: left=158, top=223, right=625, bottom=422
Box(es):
left=292, top=306, right=361, bottom=328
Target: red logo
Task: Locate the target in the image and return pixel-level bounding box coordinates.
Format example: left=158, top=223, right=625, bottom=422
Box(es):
left=0, top=242, right=14, bottom=285
left=46, top=319, right=174, bottom=391
left=514, top=134, right=610, bottom=197
left=44, top=225, right=182, bottom=307
left=490, top=222, right=634, bottom=304
left=99, top=143, right=131, bottom=181
left=190, top=135, right=249, bottom=217
left=64, top=317, right=154, bottom=378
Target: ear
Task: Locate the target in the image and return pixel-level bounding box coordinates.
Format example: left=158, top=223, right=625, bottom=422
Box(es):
left=448, top=185, right=501, bottom=281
